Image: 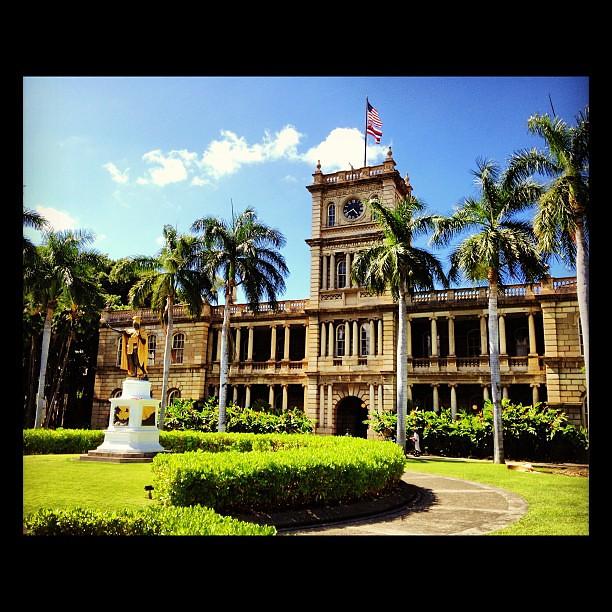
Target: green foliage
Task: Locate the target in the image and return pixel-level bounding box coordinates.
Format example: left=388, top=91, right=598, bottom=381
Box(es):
left=151, top=434, right=407, bottom=513
left=366, top=401, right=589, bottom=462
left=163, top=397, right=315, bottom=434
left=24, top=505, right=276, bottom=536
left=24, top=428, right=104, bottom=454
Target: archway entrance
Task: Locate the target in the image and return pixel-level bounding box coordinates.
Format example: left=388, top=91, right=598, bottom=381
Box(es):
left=335, top=396, right=368, bottom=438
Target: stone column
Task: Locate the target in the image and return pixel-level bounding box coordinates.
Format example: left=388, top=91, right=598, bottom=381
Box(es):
left=430, top=317, right=438, bottom=356
left=352, top=320, right=358, bottom=356
left=233, top=385, right=238, bottom=404
left=282, top=384, right=288, bottom=411
left=320, top=322, right=327, bottom=357
left=328, top=321, right=334, bottom=357
left=369, top=320, right=375, bottom=356
left=528, top=312, right=537, bottom=354
left=268, top=384, right=275, bottom=408
left=502, top=386, right=509, bottom=400
left=448, top=316, right=455, bottom=356
left=247, top=326, right=254, bottom=361
left=532, top=384, right=539, bottom=406
left=369, top=384, right=375, bottom=411
left=319, top=384, right=325, bottom=427
left=378, top=384, right=383, bottom=412
left=450, top=384, right=457, bottom=420
left=235, top=327, right=241, bottom=362
left=377, top=320, right=383, bottom=356
left=270, top=325, right=277, bottom=361
left=499, top=314, right=507, bottom=354
left=216, top=329, right=222, bottom=361
left=327, top=384, right=333, bottom=429
left=346, top=252, right=352, bottom=288
left=303, top=384, right=308, bottom=412
left=406, top=317, right=412, bottom=357
left=480, top=315, right=488, bottom=355
left=322, top=255, right=328, bottom=290
left=432, top=384, right=439, bottom=413
left=483, top=385, right=490, bottom=402
left=284, top=324, right=291, bottom=360
left=344, top=321, right=351, bottom=356
left=214, top=385, right=219, bottom=397
left=329, top=252, right=335, bottom=290
left=245, top=385, right=251, bottom=408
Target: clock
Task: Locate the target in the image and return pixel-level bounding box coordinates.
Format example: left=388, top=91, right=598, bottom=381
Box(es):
left=343, top=198, right=364, bottom=221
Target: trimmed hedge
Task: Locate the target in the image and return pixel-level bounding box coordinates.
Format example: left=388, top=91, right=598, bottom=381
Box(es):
left=24, top=428, right=105, bottom=455
left=24, top=505, right=276, bottom=536
left=151, top=435, right=407, bottom=513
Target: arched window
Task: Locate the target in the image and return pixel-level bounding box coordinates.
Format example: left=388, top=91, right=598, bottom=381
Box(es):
left=171, top=332, right=185, bottom=364
left=360, top=324, right=369, bottom=356
left=110, top=388, right=122, bottom=399
left=336, top=324, right=345, bottom=357
left=116, top=336, right=123, bottom=367
left=337, top=259, right=346, bottom=288
left=327, top=203, right=336, bottom=227
left=167, top=388, right=181, bottom=404
left=148, top=334, right=157, bottom=366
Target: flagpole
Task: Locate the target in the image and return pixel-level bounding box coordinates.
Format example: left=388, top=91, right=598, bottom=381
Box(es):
left=364, top=97, right=368, bottom=168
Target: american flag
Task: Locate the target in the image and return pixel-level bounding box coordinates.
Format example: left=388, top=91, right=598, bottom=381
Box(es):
left=366, top=101, right=383, bottom=143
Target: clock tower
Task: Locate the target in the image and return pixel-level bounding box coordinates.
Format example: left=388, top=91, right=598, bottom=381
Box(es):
left=303, top=147, right=412, bottom=435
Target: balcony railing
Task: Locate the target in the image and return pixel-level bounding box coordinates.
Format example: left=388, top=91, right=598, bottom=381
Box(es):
left=211, top=299, right=307, bottom=318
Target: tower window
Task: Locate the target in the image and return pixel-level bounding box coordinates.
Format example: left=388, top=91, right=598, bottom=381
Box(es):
left=337, top=259, right=346, bottom=288
left=327, top=204, right=336, bottom=227
left=360, top=324, right=369, bottom=356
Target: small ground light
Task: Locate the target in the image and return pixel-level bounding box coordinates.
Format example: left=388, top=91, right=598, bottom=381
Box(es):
left=144, top=485, right=154, bottom=499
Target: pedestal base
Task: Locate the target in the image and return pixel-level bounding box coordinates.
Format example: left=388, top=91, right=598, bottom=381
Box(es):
left=79, top=450, right=164, bottom=463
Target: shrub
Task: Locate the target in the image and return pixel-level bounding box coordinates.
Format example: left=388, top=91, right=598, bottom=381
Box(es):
left=24, top=505, right=276, bottom=536
left=365, top=401, right=589, bottom=462
left=23, top=428, right=105, bottom=455
left=163, top=397, right=314, bottom=434
left=151, top=435, right=407, bottom=513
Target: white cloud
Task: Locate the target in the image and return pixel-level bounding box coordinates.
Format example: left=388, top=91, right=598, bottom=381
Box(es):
left=191, top=176, right=210, bottom=187
left=103, top=162, right=130, bottom=184
left=282, top=174, right=298, bottom=183
left=155, top=235, right=165, bottom=246
left=140, top=149, right=189, bottom=186
left=302, top=127, right=387, bottom=172
left=35, top=206, right=78, bottom=231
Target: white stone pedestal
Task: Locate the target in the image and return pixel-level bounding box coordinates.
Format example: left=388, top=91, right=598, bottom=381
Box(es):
left=81, top=379, right=165, bottom=462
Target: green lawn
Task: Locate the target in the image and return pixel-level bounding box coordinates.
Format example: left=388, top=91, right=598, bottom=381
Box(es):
left=23, top=455, right=158, bottom=517
left=23, top=454, right=589, bottom=535
left=405, top=457, right=589, bottom=535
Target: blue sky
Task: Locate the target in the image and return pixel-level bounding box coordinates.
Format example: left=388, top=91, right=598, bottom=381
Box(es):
left=23, top=76, right=589, bottom=301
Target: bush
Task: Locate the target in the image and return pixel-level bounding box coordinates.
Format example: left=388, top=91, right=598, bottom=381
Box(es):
left=163, top=397, right=314, bottom=434
left=366, top=401, right=589, bottom=462
left=151, top=435, right=407, bottom=513
left=24, top=428, right=105, bottom=455
left=24, top=505, right=276, bottom=536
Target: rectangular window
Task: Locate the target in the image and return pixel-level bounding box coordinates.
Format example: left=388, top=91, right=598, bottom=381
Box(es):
left=116, top=336, right=123, bottom=367
left=171, top=333, right=185, bottom=364
left=148, top=335, right=156, bottom=366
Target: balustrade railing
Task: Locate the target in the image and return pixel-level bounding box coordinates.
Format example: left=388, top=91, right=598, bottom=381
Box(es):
left=456, top=357, right=481, bottom=368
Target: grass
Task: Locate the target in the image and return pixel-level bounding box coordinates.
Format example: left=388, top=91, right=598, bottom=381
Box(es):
left=404, top=457, right=589, bottom=535
left=23, top=455, right=157, bottom=517
left=23, top=454, right=589, bottom=536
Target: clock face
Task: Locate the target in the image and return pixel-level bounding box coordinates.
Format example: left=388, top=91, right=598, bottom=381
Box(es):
left=343, top=198, right=364, bottom=221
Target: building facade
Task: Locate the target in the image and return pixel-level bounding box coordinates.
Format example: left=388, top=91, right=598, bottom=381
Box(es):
left=92, top=151, right=587, bottom=433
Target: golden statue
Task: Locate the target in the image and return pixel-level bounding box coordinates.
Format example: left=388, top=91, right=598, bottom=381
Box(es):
left=107, top=316, right=149, bottom=379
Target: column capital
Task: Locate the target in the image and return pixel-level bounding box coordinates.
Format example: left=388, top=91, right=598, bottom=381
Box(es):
left=530, top=383, right=540, bottom=388
left=430, top=382, right=440, bottom=388
left=447, top=314, right=455, bottom=320
left=448, top=382, right=458, bottom=388
left=429, top=314, right=438, bottom=321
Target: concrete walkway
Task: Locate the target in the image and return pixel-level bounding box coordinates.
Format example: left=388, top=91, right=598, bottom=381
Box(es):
left=281, top=471, right=528, bottom=536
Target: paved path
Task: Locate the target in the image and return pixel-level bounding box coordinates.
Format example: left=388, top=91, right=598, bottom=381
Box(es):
left=281, top=471, right=528, bottom=536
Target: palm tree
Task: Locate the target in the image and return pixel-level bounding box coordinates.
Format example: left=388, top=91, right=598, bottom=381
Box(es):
left=110, top=225, right=216, bottom=429
left=191, top=207, right=288, bottom=432
left=351, top=196, right=447, bottom=451
left=24, top=229, right=103, bottom=428
left=431, top=159, right=549, bottom=464
left=23, top=208, right=49, bottom=272
left=507, top=108, right=590, bottom=420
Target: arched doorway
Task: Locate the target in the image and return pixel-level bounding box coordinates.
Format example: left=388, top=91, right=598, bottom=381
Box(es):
left=335, top=396, right=368, bottom=438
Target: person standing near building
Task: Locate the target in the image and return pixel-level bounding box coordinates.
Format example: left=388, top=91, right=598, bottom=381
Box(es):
left=410, top=430, right=421, bottom=457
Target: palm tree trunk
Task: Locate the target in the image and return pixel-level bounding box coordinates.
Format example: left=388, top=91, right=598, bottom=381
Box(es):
left=218, top=287, right=232, bottom=432
left=575, top=221, right=589, bottom=428
left=34, top=306, right=54, bottom=428
left=396, top=282, right=408, bottom=450
left=46, top=330, right=73, bottom=428
left=25, top=333, right=40, bottom=428
left=159, top=295, right=174, bottom=430
left=487, top=277, right=504, bottom=464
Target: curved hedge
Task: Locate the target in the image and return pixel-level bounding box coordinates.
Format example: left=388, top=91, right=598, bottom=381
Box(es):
left=152, top=434, right=407, bottom=513
left=24, top=505, right=276, bottom=536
